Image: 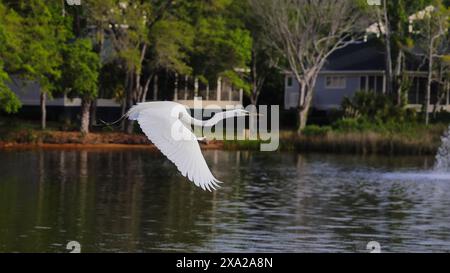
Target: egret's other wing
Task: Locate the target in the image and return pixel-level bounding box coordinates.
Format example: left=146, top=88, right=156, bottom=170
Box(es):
left=136, top=108, right=221, bottom=191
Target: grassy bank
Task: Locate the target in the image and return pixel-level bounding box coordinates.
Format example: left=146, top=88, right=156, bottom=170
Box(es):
left=224, top=123, right=448, bottom=155
left=0, top=117, right=227, bottom=149
left=0, top=117, right=149, bottom=145
left=1, top=116, right=448, bottom=155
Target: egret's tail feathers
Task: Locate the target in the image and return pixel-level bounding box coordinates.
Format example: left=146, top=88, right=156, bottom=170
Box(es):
left=96, top=103, right=150, bottom=126
left=95, top=114, right=127, bottom=127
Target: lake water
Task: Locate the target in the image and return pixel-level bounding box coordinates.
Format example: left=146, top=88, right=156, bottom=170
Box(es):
left=1, top=149, right=450, bottom=253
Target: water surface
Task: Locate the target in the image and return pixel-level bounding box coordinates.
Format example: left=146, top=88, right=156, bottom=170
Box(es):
left=0, top=149, right=449, bottom=253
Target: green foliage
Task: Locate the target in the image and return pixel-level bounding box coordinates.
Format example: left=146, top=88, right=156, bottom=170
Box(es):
left=190, top=3, right=252, bottom=78
left=148, top=18, right=194, bottom=75
left=333, top=91, right=424, bottom=137
left=406, top=0, right=449, bottom=56
left=104, top=1, right=151, bottom=73
left=341, top=91, right=416, bottom=124
left=0, top=2, right=22, bottom=113
left=221, top=70, right=251, bottom=92
left=0, top=67, right=21, bottom=113
left=62, top=39, right=100, bottom=100
left=332, top=117, right=376, bottom=132
left=0, top=2, right=23, bottom=70
left=301, top=125, right=331, bottom=136
left=12, top=0, right=71, bottom=95
left=331, top=116, right=440, bottom=141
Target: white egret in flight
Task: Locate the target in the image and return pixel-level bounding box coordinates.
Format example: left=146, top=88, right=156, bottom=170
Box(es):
left=103, top=101, right=249, bottom=191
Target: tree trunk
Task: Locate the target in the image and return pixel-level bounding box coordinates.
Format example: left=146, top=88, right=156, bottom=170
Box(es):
left=296, top=82, right=310, bottom=132
left=40, top=92, right=46, bottom=130
left=250, top=96, right=257, bottom=106
left=141, top=74, right=152, bottom=102
left=298, top=107, right=309, bottom=132
left=296, top=75, right=317, bottom=133
left=91, top=28, right=103, bottom=128
left=425, top=45, right=433, bottom=125
left=432, top=65, right=447, bottom=119
left=125, top=83, right=135, bottom=134
left=395, top=50, right=404, bottom=105
left=90, top=99, right=97, bottom=127
left=250, top=87, right=258, bottom=106
left=80, top=98, right=91, bottom=134
left=382, top=0, right=393, bottom=95
left=124, top=70, right=135, bottom=134
left=125, top=114, right=135, bottom=134
left=123, top=44, right=147, bottom=133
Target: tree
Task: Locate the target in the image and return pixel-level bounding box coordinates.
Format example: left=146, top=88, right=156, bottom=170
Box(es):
left=6, top=0, right=70, bottom=129
left=0, top=2, right=22, bottom=113
left=84, top=0, right=177, bottom=133
left=370, top=0, right=433, bottom=105
left=62, top=39, right=100, bottom=134
left=246, top=34, right=278, bottom=106
left=187, top=0, right=252, bottom=91
left=252, top=0, right=369, bottom=132
left=0, top=62, right=21, bottom=113
left=433, top=54, right=450, bottom=117
left=140, top=16, right=194, bottom=102
left=410, top=1, right=449, bottom=124
left=233, top=0, right=279, bottom=106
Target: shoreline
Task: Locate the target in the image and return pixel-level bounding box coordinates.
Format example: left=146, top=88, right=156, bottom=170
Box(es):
left=0, top=130, right=223, bottom=150
left=0, top=129, right=442, bottom=155
left=0, top=141, right=224, bottom=150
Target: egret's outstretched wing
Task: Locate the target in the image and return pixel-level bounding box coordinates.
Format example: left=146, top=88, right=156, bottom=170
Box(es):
left=136, top=108, right=221, bottom=191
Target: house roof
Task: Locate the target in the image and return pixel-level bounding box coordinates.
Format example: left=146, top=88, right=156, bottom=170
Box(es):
left=322, top=39, right=386, bottom=71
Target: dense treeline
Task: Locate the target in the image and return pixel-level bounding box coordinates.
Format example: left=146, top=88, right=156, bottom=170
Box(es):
left=0, top=0, right=449, bottom=134
left=0, top=0, right=260, bottom=133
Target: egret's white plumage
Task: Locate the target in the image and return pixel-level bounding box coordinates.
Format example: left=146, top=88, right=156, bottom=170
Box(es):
left=126, top=101, right=248, bottom=191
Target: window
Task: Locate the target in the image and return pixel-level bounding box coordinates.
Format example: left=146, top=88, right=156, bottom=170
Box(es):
left=376, top=76, right=384, bottom=93
left=368, top=76, right=376, bottom=91
left=325, top=76, right=346, bottom=89
left=286, top=76, right=293, bottom=87
left=360, top=75, right=385, bottom=93
left=360, top=76, right=366, bottom=91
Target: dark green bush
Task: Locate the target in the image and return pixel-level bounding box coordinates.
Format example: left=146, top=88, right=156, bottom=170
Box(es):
left=341, top=91, right=416, bottom=124
left=302, top=124, right=332, bottom=136
left=332, top=118, right=372, bottom=132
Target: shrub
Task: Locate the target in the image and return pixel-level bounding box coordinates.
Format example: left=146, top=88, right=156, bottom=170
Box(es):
left=341, top=91, right=416, bottom=124
left=302, top=124, right=331, bottom=136
left=332, top=117, right=372, bottom=132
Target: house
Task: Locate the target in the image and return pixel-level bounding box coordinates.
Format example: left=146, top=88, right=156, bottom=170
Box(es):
left=284, top=40, right=386, bottom=110
left=284, top=5, right=448, bottom=113
left=8, top=73, right=243, bottom=122
left=284, top=39, right=445, bottom=112
left=7, top=75, right=122, bottom=121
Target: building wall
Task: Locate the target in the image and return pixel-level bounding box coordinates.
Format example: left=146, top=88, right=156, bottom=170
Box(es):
left=284, top=74, right=361, bottom=110
left=313, top=74, right=361, bottom=110
left=284, top=72, right=386, bottom=110
left=8, top=76, right=121, bottom=107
